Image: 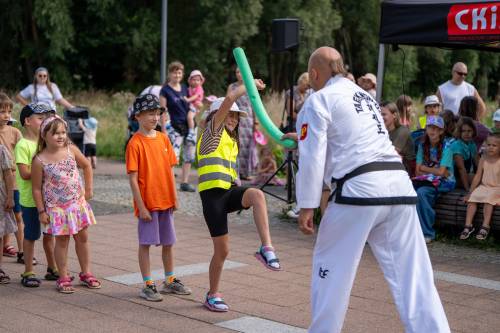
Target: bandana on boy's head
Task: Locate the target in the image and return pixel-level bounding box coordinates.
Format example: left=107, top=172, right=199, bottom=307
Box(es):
left=40, top=114, right=67, bottom=134
left=19, top=102, right=55, bottom=126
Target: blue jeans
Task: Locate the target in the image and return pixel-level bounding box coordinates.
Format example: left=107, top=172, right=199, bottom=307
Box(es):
left=415, top=186, right=439, bottom=240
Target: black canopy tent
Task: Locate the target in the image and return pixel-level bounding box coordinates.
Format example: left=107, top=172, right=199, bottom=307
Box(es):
left=376, top=0, right=500, bottom=100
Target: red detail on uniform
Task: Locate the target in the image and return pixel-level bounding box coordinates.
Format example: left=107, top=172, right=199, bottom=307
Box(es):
left=300, top=124, right=308, bottom=140
left=448, top=3, right=500, bottom=36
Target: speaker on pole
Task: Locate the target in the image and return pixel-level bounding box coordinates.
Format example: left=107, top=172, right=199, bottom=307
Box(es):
left=272, top=19, right=299, bottom=52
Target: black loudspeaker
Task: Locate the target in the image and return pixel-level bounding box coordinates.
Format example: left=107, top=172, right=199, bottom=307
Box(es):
left=272, top=18, right=299, bottom=52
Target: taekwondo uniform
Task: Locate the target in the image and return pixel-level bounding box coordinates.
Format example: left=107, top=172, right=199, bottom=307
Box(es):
left=296, top=75, right=450, bottom=333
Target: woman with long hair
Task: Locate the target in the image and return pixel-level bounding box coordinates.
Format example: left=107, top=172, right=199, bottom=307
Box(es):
left=16, top=67, right=74, bottom=111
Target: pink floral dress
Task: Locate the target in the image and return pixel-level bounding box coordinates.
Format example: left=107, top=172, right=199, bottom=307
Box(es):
left=38, top=147, right=96, bottom=235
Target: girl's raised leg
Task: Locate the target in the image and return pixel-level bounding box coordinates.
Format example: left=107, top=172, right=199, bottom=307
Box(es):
left=242, top=188, right=271, bottom=246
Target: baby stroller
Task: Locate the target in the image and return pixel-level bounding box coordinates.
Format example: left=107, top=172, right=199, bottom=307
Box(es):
left=64, top=106, right=89, bottom=153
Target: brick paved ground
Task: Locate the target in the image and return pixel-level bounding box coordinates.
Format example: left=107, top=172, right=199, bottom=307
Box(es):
left=1, top=159, right=498, bottom=333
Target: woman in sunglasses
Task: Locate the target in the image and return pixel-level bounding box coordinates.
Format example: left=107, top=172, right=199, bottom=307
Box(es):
left=16, top=67, right=75, bottom=111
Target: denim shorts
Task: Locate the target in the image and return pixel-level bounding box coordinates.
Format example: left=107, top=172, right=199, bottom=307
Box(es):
left=22, top=206, right=41, bottom=241
left=13, top=190, right=21, bottom=213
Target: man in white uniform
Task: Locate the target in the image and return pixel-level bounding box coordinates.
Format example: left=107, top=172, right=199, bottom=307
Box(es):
left=296, top=47, right=450, bottom=333
left=436, top=62, right=486, bottom=117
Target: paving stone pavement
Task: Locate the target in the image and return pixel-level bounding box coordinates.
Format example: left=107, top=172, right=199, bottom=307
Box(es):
left=1, top=159, right=499, bottom=333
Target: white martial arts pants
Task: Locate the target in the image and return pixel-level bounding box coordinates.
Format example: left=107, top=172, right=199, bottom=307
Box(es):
left=309, top=203, right=450, bottom=333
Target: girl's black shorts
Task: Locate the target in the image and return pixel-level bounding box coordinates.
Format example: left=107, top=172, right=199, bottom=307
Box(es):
left=199, top=186, right=250, bottom=237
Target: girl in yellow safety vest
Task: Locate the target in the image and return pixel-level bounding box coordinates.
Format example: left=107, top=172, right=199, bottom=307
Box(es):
left=197, top=79, right=281, bottom=312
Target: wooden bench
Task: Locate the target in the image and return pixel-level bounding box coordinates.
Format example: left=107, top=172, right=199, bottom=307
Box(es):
left=434, top=189, right=500, bottom=231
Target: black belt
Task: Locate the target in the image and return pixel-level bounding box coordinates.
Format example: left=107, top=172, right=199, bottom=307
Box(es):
left=329, top=161, right=418, bottom=206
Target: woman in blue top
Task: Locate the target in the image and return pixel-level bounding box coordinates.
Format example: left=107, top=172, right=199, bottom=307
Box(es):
left=451, top=117, right=478, bottom=191
left=413, top=116, right=455, bottom=243
left=159, top=61, right=196, bottom=192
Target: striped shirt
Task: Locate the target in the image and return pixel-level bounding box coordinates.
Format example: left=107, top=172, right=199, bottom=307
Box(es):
left=199, top=120, right=225, bottom=155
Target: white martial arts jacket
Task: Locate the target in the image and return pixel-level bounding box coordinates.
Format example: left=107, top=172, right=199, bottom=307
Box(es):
left=296, top=75, right=416, bottom=209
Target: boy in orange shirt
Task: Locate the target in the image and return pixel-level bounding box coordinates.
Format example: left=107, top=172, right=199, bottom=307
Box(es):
left=126, top=94, right=191, bottom=302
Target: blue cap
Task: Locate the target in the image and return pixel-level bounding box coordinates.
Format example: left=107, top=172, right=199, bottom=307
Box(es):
left=426, top=115, right=444, bottom=129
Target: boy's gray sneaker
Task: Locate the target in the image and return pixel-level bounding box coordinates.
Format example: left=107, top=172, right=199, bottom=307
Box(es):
left=160, top=278, right=192, bottom=295
left=140, top=284, right=163, bottom=302
left=180, top=183, right=196, bottom=192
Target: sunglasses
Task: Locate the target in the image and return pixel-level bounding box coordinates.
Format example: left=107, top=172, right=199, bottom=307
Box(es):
left=38, top=74, right=47, bottom=78
left=455, top=71, right=467, bottom=77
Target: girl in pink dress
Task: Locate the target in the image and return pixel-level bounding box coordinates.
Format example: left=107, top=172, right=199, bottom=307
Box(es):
left=31, top=115, right=101, bottom=293
left=460, top=133, right=500, bottom=240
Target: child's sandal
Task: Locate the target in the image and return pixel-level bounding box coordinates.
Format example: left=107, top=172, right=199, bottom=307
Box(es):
left=79, top=272, right=101, bottom=289
left=56, top=277, right=75, bottom=294
left=255, top=246, right=281, bottom=271
left=476, top=226, right=490, bottom=240
left=204, top=292, right=229, bottom=312
left=0, top=269, right=10, bottom=284
left=21, top=272, right=41, bottom=288
left=3, top=245, right=17, bottom=257
left=459, top=225, right=475, bottom=240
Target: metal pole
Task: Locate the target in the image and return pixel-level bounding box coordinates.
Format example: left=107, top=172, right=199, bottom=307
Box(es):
left=376, top=43, right=385, bottom=103
left=160, top=0, right=167, bottom=83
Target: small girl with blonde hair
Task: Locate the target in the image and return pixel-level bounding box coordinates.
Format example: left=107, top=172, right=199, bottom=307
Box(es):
left=31, top=115, right=101, bottom=293
left=460, top=133, right=500, bottom=240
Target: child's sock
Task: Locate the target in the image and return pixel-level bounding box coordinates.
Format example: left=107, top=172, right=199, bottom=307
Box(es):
left=188, top=128, right=194, bottom=135
left=165, top=271, right=175, bottom=284
left=143, top=276, right=154, bottom=287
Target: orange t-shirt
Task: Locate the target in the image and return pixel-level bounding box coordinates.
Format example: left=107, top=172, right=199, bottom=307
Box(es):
left=125, top=131, right=178, bottom=216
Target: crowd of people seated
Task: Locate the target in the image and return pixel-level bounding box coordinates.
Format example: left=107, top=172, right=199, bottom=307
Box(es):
left=379, top=62, right=500, bottom=243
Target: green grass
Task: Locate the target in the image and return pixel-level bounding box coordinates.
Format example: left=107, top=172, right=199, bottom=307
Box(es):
left=69, top=91, right=133, bottom=160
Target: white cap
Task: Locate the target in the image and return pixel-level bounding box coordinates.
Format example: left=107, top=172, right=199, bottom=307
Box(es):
left=209, top=97, right=247, bottom=117
left=424, top=95, right=441, bottom=106
left=493, top=109, right=500, bottom=122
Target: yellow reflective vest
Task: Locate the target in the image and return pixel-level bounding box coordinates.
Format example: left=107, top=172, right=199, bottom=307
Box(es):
left=197, top=128, right=238, bottom=192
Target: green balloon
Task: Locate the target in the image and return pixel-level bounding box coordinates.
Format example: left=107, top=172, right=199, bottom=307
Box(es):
left=233, top=47, right=297, bottom=149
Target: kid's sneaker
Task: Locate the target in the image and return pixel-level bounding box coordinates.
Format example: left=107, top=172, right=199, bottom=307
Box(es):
left=140, top=284, right=163, bottom=302
left=160, top=278, right=192, bottom=295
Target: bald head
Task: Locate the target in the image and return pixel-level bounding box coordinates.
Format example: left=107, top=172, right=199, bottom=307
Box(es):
left=452, top=62, right=467, bottom=72
left=451, top=62, right=468, bottom=84
left=308, top=47, right=345, bottom=91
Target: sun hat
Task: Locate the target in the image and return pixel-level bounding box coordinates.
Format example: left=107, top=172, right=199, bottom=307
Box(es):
left=360, top=73, right=377, bottom=87
left=493, top=109, right=500, bottom=122
left=84, top=117, right=98, bottom=130
left=205, top=95, right=218, bottom=103
left=209, top=97, right=247, bottom=117
left=426, top=115, right=444, bottom=129
left=133, top=94, right=164, bottom=116
left=188, top=70, right=205, bottom=83
left=424, top=95, right=441, bottom=106
left=20, top=102, right=55, bottom=126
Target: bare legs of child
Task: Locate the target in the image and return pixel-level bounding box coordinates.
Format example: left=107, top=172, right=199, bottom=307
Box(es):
left=138, top=244, right=190, bottom=302
left=53, top=228, right=100, bottom=293
left=205, top=188, right=280, bottom=312
left=461, top=202, right=494, bottom=240
left=14, top=212, right=24, bottom=259
left=0, top=236, right=10, bottom=284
